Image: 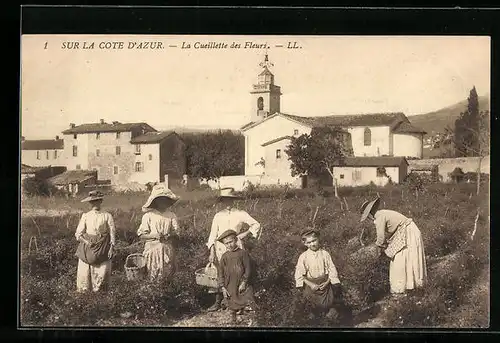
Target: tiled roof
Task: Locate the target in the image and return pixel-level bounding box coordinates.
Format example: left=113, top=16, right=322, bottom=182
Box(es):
left=392, top=121, right=427, bottom=134
left=130, top=131, right=183, bottom=144
left=21, top=164, right=50, bottom=174
left=336, top=156, right=408, bottom=167
left=48, top=170, right=97, bottom=185
left=61, top=122, right=157, bottom=134
left=240, top=112, right=425, bottom=134
left=21, top=139, right=64, bottom=150
left=261, top=136, right=293, bottom=147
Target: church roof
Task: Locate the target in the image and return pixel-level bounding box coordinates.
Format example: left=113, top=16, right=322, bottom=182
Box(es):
left=391, top=121, right=427, bottom=134
left=240, top=112, right=426, bottom=134
left=337, top=156, right=409, bottom=167
left=261, top=136, right=293, bottom=147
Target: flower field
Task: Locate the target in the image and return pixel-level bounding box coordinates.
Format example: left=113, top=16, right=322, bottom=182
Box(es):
left=20, top=182, right=489, bottom=328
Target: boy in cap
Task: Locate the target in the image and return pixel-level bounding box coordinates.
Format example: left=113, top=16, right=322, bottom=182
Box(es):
left=216, top=229, right=257, bottom=324
left=294, top=228, right=352, bottom=323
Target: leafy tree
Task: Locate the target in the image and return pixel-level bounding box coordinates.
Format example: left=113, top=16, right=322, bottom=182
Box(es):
left=184, top=130, right=244, bottom=187
left=454, top=86, right=481, bottom=157
left=285, top=126, right=352, bottom=196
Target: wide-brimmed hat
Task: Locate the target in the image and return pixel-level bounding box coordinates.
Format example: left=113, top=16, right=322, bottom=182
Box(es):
left=217, top=229, right=238, bottom=242
left=218, top=187, right=243, bottom=199
left=360, top=197, right=381, bottom=222
left=142, top=184, right=179, bottom=212
left=81, top=190, right=105, bottom=203
left=301, top=227, right=319, bottom=238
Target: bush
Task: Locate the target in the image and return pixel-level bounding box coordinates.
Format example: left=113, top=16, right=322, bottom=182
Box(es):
left=22, top=177, right=56, bottom=197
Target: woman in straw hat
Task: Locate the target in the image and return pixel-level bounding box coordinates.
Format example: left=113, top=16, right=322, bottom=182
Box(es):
left=75, top=190, right=116, bottom=292
left=137, top=184, right=180, bottom=282
left=205, top=187, right=261, bottom=312
left=360, top=197, right=427, bottom=297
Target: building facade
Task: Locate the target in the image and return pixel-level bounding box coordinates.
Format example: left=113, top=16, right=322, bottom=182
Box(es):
left=21, top=136, right=65, bottom=167
left=239, top=54, right=426, bottom=187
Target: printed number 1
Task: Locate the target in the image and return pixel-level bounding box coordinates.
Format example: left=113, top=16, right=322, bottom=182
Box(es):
left=44, top=42, right=48, bottom=49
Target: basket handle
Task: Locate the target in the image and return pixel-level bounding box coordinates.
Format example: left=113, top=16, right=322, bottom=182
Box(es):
left=125, top=253, right=143, bottom=263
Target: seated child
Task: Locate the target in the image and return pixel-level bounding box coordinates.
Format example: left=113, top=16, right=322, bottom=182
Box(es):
left=294, top=228, right=352, bottom=323
left=216, top=229, right=258, bottom=324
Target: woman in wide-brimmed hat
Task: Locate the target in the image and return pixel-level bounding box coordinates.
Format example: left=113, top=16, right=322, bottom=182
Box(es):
left=205, top=187, right=262, bottom=312
left=75, top=190, right=116, bottom=292
left=137, top=184, right=180, bottom=282
left=360, top=197, right=427, bottom=297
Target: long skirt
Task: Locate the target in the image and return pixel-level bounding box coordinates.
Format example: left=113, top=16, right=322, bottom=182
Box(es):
left=76, top=258, right=111, bottom=292
left=389, top=221, right=427, bottom=294
left=143, top=241, right=175, bottom=281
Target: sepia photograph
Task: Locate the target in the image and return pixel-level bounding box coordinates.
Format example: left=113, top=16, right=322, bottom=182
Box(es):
left=20, top=34, right=490, bottom=328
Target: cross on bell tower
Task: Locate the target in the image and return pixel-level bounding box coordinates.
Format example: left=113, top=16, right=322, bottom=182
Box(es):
left=250, top=50, right=282, bottom=123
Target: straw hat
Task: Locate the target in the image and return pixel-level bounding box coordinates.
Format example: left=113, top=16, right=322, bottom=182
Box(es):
left=142, top=184, right=179, bottom=212
left=301, top=227, right=319, bottom=238
left=217, top=229, right=238, bottom=242
left=81, top=190, right=104, bottom=203
left=360, top=197, right=381, bottom=222
left=218, top=187, right=243, bottom=199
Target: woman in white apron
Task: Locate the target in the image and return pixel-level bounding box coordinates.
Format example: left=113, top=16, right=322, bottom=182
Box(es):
left=205, top=187, right=261, bottom=312
left=360, top=197, right=427, bottom=296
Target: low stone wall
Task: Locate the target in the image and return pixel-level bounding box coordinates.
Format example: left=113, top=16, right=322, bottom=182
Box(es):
left=408, top=156, right=490, bottom=182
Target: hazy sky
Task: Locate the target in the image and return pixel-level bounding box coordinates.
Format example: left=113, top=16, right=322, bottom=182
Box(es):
left=21, top=35, right=490, bottom=139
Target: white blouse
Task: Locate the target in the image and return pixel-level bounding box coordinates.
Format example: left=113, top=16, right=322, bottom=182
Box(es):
left=75, top=209, right=116, bottom=245
left=294, top=248, right=340, bottom=287
left=137, top=210, right=179, bottom=238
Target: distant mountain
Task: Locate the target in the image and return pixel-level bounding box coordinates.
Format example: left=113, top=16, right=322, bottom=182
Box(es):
left=408, top=95, right=490, bottom=137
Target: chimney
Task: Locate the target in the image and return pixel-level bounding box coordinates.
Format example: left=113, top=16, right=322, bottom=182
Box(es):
left=100, top=119, right=105, bottom=124
left=55, top=135, right=59, bottom=140
left=70, top=123, right=76, bottom=128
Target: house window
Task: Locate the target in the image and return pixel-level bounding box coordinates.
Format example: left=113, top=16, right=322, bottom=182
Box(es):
left=276, top=149, right=281, bottom=159
left=135, top=162, right=144, bottom=172
left=340, top=174, right=345, bottom=179
left=115, top=146, right=121, bottom=155
left=116, top=132, right=121, bottom=139
left=257, top=97, right=264, bottom=111
left=53, top=150, right=57, bottom=159
left=135, top=144, right=141, bottom=154
left=46, top=151, right=49, bottom=159
left=76, top=164, right=81, bottom=170
left=73, top=134, right=77, bottom=139
left=113, top=166, right=119, bottom=175
left=73, top=145, right=78, bottom=157
left=148, top=154, right=153, bottom=161
left=364, top=128, right=371, bottom=146
left=96, top=149, right=100, bottom=157
left=96, top=133, right=100, bottom=140
left=294, top=129, right=299, bottom=136
left=36, top=151, right=40, bottom=159
left=353, top=169, right=362, bottom=181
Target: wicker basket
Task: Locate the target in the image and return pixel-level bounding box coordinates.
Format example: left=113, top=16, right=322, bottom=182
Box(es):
left=125, top=253, right=146, bottom=281
left=195, top=263, right=219, bottom=288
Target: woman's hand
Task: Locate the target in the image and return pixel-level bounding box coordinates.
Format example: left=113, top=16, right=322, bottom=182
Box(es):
left=221, top=287, right=231, bottom=298
left=318, top=280, right=330, bottom=291
left=108, top=245, right=114, bottom=259
left=238, top=281, right=247, bottom=293
left=208, top=246, right=216, bottom=263
left=376, top=245, right=384, bottom=257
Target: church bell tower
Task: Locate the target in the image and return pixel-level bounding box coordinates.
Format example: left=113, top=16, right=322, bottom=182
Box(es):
left=250, top=51, right=282, bottom=123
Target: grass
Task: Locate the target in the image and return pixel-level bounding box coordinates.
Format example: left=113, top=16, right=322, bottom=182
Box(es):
left=20, top=182, right=489, bottom=327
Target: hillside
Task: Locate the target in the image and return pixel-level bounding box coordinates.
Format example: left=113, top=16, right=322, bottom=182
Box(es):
left=408, top=95, right=490, bottom=137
